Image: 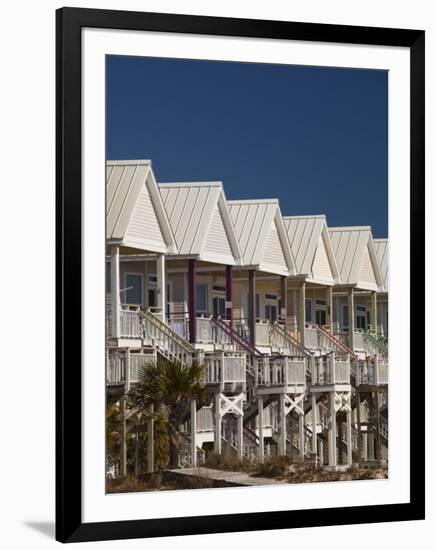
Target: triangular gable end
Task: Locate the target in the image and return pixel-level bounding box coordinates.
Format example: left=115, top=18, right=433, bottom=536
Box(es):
left=358, top=243, right=378, bottom=288
left=311, top=233, right=334, bottom=283
left=260, top=216, right=289, bottom=274
left=125, top=171, right=168, bottom=253
left=202, top=203, right=235, bottom=264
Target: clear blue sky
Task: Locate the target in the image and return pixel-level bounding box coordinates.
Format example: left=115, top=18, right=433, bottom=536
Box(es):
left=107, top=56, right=388, bottom=237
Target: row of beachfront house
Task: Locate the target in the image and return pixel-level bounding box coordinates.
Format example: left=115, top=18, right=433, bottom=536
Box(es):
left=106, top=159, right=389, bottom=474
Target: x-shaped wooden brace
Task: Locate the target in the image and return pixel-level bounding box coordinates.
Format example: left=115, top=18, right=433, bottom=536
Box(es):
left=334, top=392, right=351, bottom=413
left=284, top=393, right=305, bottom=417
left=219, top=392, right=245, bottom=418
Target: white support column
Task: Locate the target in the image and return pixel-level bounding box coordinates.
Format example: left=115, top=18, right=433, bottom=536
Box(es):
left=147, top=405, right=154, bottom=473
left=327, top=286, right=334, bottom=329
left=346, top=409, right=352, bottom=466
left=368, top=432, right=375, bottom=461
left=348, top=288, right=355, bottom=352
left=299, top=413, right=305, bottom=461
left=214, top=393, right=222, bottom=454
left=125, top=348, right=131, bottom=392
left=363, top=432, right=368, bottom=462
left=311, top=394, right=318, bottom=459
left=237, top=414, right=244, bottom=460
left=328, top=392, right=337, bottom=467
left=120, top=397, right=127, bottom=476
left=110, top=245, right=121, bottom=339
left=299, top=282, right=306, bottom=346
left=191, top=399, right=197, bottom=467
left=278, top=394, right=286, bottom=455
left=371, top=291, right=378, bottom=337
left=156, top=254, right=166, bottom=322
left=258, top=397, right=264, bottom=464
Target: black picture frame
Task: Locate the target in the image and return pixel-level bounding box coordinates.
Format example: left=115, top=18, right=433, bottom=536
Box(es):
left=56, top=7, right=425, bottom=543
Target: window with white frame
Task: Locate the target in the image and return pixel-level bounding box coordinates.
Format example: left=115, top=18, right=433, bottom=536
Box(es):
left=124, top=273, right=143, bottom=306
left=196, top=284, right=208, bottom=315
left=315, top=299, right=327, bottom=327
left=147, top=274, right=157, bottom=308
left=356, top=305, right=367, bottom=330
left=305, top=298, right=313, bottom=323
left=212, top=285, right=226, bottom=317
left=342, top=304, right=349, bottom=331
left=265, top=293, right=278, bottom=322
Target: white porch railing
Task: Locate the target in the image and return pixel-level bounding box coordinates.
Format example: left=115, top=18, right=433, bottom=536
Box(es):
left=196, top=316, right=214, bottom=343
left=256, top=356, right=306, bottom=387
left=354, top=331, right=365, bottom=352
left=255, top=321, right=271, bottom=346
left=203, top=352, right=246, bottom=387
left=106, top=306, right=142, bottom=339
left=311, top=354, right=350, bottom=385
left=270, top=322, right=308, bottom=357
left=356, top=357, right=388, bottom=386
left=120, top=307, right=142, bottom=338
left=106, top=351, right=155, bottom=386
left=334, top=330, right=366, bottom=353
left=304, top=326, right=319, bottom=350
left=168, top=318, right=188, bottom=339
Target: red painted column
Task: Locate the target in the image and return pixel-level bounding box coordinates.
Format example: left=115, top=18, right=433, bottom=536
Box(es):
left=225, top=265, right=233, bottom=329
left=248, top=269, right=256, bottom=346
left=188, top=259, right=197, bottom=344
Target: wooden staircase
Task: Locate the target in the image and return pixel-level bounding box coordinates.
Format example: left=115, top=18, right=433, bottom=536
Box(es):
left=140, top=310, right=198, bottom=366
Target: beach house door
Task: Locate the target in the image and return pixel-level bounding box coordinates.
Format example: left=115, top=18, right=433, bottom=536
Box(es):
left=356, top=305, right=367, bottom=330
left=315, top=299, right=327, bottom=327
left=212, top=285, right=226, bottom=317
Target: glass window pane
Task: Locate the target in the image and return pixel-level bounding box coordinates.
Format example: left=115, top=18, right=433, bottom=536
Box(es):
left=305, top=299, right=312, bottom=323
left=342, top=305, right=349, bottom=328
left=196, top=284, right=207, bottom=313
left=148, top=289, right=156, bottom=308
left=125, top=274, right=142, bottom=305
left=271, top=305, right=277, bottom=322
left=255, top=294, right=260, bottom=320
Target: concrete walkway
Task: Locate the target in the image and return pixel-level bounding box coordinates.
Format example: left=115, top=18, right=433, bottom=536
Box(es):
left=168, top=467, right=285, bottom=487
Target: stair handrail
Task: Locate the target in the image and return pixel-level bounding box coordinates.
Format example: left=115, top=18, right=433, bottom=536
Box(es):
left=211, top=316, right=264, bottom=357
left=271, top=321, right=312, bottom=358
left=363, top=330, right=389, bottom=355
left=317, top=324, right=357, bottom=358
left=140, top=310, right=196, bottom=354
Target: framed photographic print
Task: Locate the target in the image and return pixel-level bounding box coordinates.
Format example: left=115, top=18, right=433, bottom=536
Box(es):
left=56, top=7, right=425, bottom=543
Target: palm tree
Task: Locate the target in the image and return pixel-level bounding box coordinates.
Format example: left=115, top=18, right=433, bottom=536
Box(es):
left=129, top=358, right=208, bottom=468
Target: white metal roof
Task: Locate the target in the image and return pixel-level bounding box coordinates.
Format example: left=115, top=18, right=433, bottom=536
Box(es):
left=283, top=215, right=340, bottom=285
left=227, top=199, right=295, bottom=276
left=329, top=226, right=384, bottom=291
left=106, top=160, right=177, bottom=254
left=158, top=182, right=242, bottom=265
left=373, top=238, right=389, bottom=292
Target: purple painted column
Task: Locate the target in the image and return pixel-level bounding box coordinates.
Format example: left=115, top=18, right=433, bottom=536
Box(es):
left=225, top=265, right=233, bottom=329
left=280, top=275, right=287, bottom=323
left=248, top=269, right=256, bottom=347
left=188, top=259, right=197, bottom=344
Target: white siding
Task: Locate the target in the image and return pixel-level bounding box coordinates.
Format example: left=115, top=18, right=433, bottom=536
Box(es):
left=262, top=222, right=288, bottom=272
left=359, top=246, right=377, bottom=286
left=126, top=185, right=166, bottom=250
left=311, top=235, right=334, bottom=282
left=202, top=205, right=234, bottom=262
